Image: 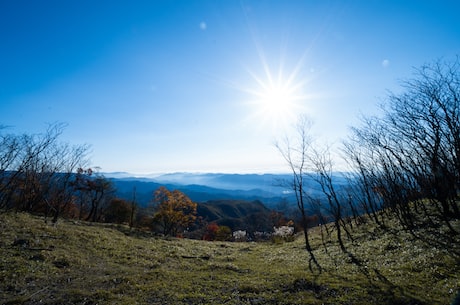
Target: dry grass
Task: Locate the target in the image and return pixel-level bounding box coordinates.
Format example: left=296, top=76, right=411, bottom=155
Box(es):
left=1, top=211, right=459, bottom=304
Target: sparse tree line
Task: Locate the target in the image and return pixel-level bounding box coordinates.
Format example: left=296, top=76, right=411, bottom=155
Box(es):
left=0, top=124, right=132, bottom=224
left=0, top=123, right=89, bottom=222
left=0, top=126, right=289, bottom=239
left=276, top=58, right=460, bottom=271
left=346, top=59, right=460, bottom=251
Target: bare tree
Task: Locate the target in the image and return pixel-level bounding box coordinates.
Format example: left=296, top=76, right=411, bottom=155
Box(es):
left=3, top=124, right=66, bottom=213
left=342, top=139, right=386, bottom=227
left=43, top=141, right=90, bottom=223
left=129, top=186, right=137, bottom=229
left=0, top=123, right=90, bottom=223
left=73, top=168, right=114, bottom=222
left=309, top=146, right=354, bottom=252
left=0, top=130, right=22, bottom=210
left=275, top=116, right=321, bottom=272
left=344, top=58, right=460, bottom=252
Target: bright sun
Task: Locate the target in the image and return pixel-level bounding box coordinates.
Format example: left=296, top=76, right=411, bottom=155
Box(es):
left=258, top=83, right=296, bottom=120
left=244, top=62, right=309, bottom=131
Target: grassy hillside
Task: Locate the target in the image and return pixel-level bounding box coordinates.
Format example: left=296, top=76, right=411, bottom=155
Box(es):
left=1, top=212, right=459, bottom=305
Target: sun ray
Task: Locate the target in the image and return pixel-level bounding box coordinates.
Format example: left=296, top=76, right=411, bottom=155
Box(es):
left=240, top=51, right=313, bottom=133
left=209, top=14, right=316, bottom=134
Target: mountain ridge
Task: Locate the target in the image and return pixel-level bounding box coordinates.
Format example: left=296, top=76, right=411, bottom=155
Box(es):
left=107, top=172, right=351, bottom=208
left=108, top=172, right=297, bottom=207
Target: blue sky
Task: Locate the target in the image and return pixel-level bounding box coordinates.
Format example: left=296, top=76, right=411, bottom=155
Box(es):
left=1, top=0, right=459, bottom=174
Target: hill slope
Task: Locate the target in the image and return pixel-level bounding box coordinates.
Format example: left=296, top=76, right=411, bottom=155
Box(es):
left=197, top=199, right=273, bottom=232
left=0, top=212, right=458, bottom=305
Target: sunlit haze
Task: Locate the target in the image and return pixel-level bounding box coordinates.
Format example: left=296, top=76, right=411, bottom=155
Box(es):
left=1, top=1, right=459, bottom=174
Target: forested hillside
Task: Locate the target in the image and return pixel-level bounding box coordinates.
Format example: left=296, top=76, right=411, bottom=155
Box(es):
left=197, top=199, right=273, bottom=232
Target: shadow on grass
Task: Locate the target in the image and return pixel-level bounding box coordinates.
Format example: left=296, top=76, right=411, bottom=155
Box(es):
left=325, top=245, right=428, bottom=305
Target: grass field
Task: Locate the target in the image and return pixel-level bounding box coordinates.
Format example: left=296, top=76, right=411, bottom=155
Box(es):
left=1, top=211, right=459, bottom=305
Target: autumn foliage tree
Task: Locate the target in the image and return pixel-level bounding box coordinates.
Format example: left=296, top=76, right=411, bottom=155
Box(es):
left=152, top=186, right=197, bottom=236
left=202, top=222, right=219, bottom=241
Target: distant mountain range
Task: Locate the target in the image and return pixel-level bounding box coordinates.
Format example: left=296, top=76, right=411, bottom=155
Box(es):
left=105, top=172, right=350, bottom=208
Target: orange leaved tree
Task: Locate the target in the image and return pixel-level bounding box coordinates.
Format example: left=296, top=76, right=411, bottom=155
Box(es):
left=152, top=186, right=197, bottom=236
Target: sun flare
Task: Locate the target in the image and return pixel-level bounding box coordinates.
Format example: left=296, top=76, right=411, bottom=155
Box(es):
left=244, top=61, right=310, bottom=131
left=258, top=83, right=297, bottom=120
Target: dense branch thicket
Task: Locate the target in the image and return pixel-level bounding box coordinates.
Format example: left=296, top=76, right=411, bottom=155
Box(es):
left=277, top=58, right=460, bottom=270
left=0, top=124, right=115, bottom=222
left=72, top=167, right=116, bottom=222
left=344, top=58, right=460, bottom=249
